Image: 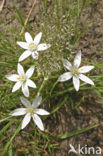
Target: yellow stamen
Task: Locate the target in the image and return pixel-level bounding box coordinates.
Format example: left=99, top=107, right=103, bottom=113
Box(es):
left=28, top=108, right=34, bottom=114
left=74, top=69, right=78, bottom=74
left=29, top=42, right=36, bottom=51
left=17, top=76, right=26, bottom=83
left=72, top=67, right=79, bottom=76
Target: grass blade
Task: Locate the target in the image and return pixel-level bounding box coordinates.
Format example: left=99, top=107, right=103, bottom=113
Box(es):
left=1, top=124, right=21, bottom=156
left=51, top=96, right=68, bottom=114
left=57, top=124, right=99, bottom=139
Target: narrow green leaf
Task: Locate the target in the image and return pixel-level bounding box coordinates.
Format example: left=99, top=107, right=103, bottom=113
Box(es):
left=57, top=124, right=99, bottom=139
left=14, top=6, right=24, bottom=26
left=1, top=125, right=21, bottom=156
left=50, top=81, right=58, bottom=96
left=71, top=96, right=84, bottom=110
left=8, top=144, right=12, bottom=156
left=51, top=96, right=68, bottom=114
left=0, top=116, right=12, bottom=123
left=0, top=120, right=15, bottom=136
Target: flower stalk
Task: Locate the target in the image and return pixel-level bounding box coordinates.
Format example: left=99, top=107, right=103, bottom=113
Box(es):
left=36, top=76, right=49, bottom=97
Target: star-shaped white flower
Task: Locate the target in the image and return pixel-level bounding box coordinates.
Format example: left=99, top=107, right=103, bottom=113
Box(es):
left=58, top=50, right=94, bottom=91
left=6, top=63, right=36, bottom=97
left=10, top=96, right=50, bottom=131
left=17, top=32, right=51, bottom=62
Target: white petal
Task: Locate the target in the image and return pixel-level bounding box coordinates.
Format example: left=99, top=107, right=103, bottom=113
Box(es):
left=62, top=58, right=72, bottom=71
left=58, top=72, right=72, bottom=82
left=78, top=66, right=94, bottom=73
left=17, top=63, right=25, bottom=76
left=73, top=76, right=80, bottom=91
left=25, top=32, right=33, bottom=43
left=17, top=42, right=28, bottom=49
left=32, top=96, right=42, bottom=108
left=26, top=66, right=35, bottom=78
left=10, top=108, right=26, bottom=116
left=26, top=79, right=36, bottom=88
left=6, top=74, right=19, bottom=82
left=21, top=113, right=31, bottom=129
left=34, top=32, right=42, bottom=45
left=32, top=114, right=44, bottom=131
left=12, top=82, right=21, bottom=92
left=22, top=83, right=29, bottom=97
left=79, top=74, right=94, bottom=85
left=32, top=51, right=39, bottom=60
left=18, top=50, right=31, bottom=62
left=37, top=43, right=51, bottom=51
left=36, top=109, right=50, bottom=115
left=20, top=97, right=31, bottom=107
left=74, top=50, right=81, bottom=68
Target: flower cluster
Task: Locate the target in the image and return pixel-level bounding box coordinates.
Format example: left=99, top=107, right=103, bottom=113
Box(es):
left=6, top=32, right=51, bottom=131
left=6, top=32, right=94, bottom=131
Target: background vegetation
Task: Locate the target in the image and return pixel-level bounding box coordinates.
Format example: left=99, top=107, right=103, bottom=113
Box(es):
left=0, top=0, right=103, bottom=155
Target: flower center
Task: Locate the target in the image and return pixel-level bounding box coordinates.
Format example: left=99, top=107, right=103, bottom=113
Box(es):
left=29, top=42, right=37, bottom=52
left=28, top=108, right=34, bottom=114
left=18, top=76, right=26, bottom=83
left=72, top=67, right=79, bottom=77
left=74, top=69, right=78, bottom=74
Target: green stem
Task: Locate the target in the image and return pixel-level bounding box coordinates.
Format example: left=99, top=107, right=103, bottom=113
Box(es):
left=36, top=76, right=49, bottom=97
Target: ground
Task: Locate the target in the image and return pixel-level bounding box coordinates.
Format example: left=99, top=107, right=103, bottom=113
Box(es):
left=0, top=0, right=103, bottom=156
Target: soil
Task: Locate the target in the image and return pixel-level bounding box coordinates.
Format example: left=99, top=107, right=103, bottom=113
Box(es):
left=0, top=0, right=103, bottom=156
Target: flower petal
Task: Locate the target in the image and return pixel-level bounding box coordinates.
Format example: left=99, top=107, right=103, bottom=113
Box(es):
left=62, top=58, right=72, bottom=71
left=32, top=96, right=42, bottom=108
left=79, top=74, right=94, bottom=85
left=26, top=66, right=35, bottom=78
left=25, top=32, right=33, bottom=43
left=36, top=109, right=50, bottom=115
left=17, top=42, right=28, bottom=49
left=6, top=74, right=19, bottom=82
left=22, top=83, right=29, bottom=97
left=32, top=114, right=44, bottom=131
left=73, top=76, right=80, bottom=91
left=58, top=72, right=72, bottom=82
left=73, top=50, right=81, bottom=68
left=78, top=66, right=94, bottom=73
left=21, top=113, right=31, bottom=129
left=18, top=50, right=31, bottom=62
left=10, top=108, right=26, bottom=116
left=12, top=82, right=21, bottom=92
left=26, top=79, right=36, bottom=88
left=20, top=97, right=31, bottom=107
left=32, top=51, right=39, bottom=60
left=17, top=63, right=25, bottom=76
left=37, top=43, right=51, bottom=51
left=34, top=32, right=42, bottom=45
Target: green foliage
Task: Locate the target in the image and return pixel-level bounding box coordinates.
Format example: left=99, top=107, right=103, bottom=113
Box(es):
left=0, top=0, right=101, bottom=155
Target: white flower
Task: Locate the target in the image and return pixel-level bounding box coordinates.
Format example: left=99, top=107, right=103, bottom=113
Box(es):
left=17, top=32, right=51, bottom=62
left=10, top=96, right=50, bottom=131
left=6, top=63, right=36, bottom=97
left=58, top=50, right=94, bottom=91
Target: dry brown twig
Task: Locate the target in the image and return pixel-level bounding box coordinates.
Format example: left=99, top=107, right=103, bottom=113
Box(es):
left=20, top=0, right=37, bottom=35
left=0, top=0, right=5, bottom=12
